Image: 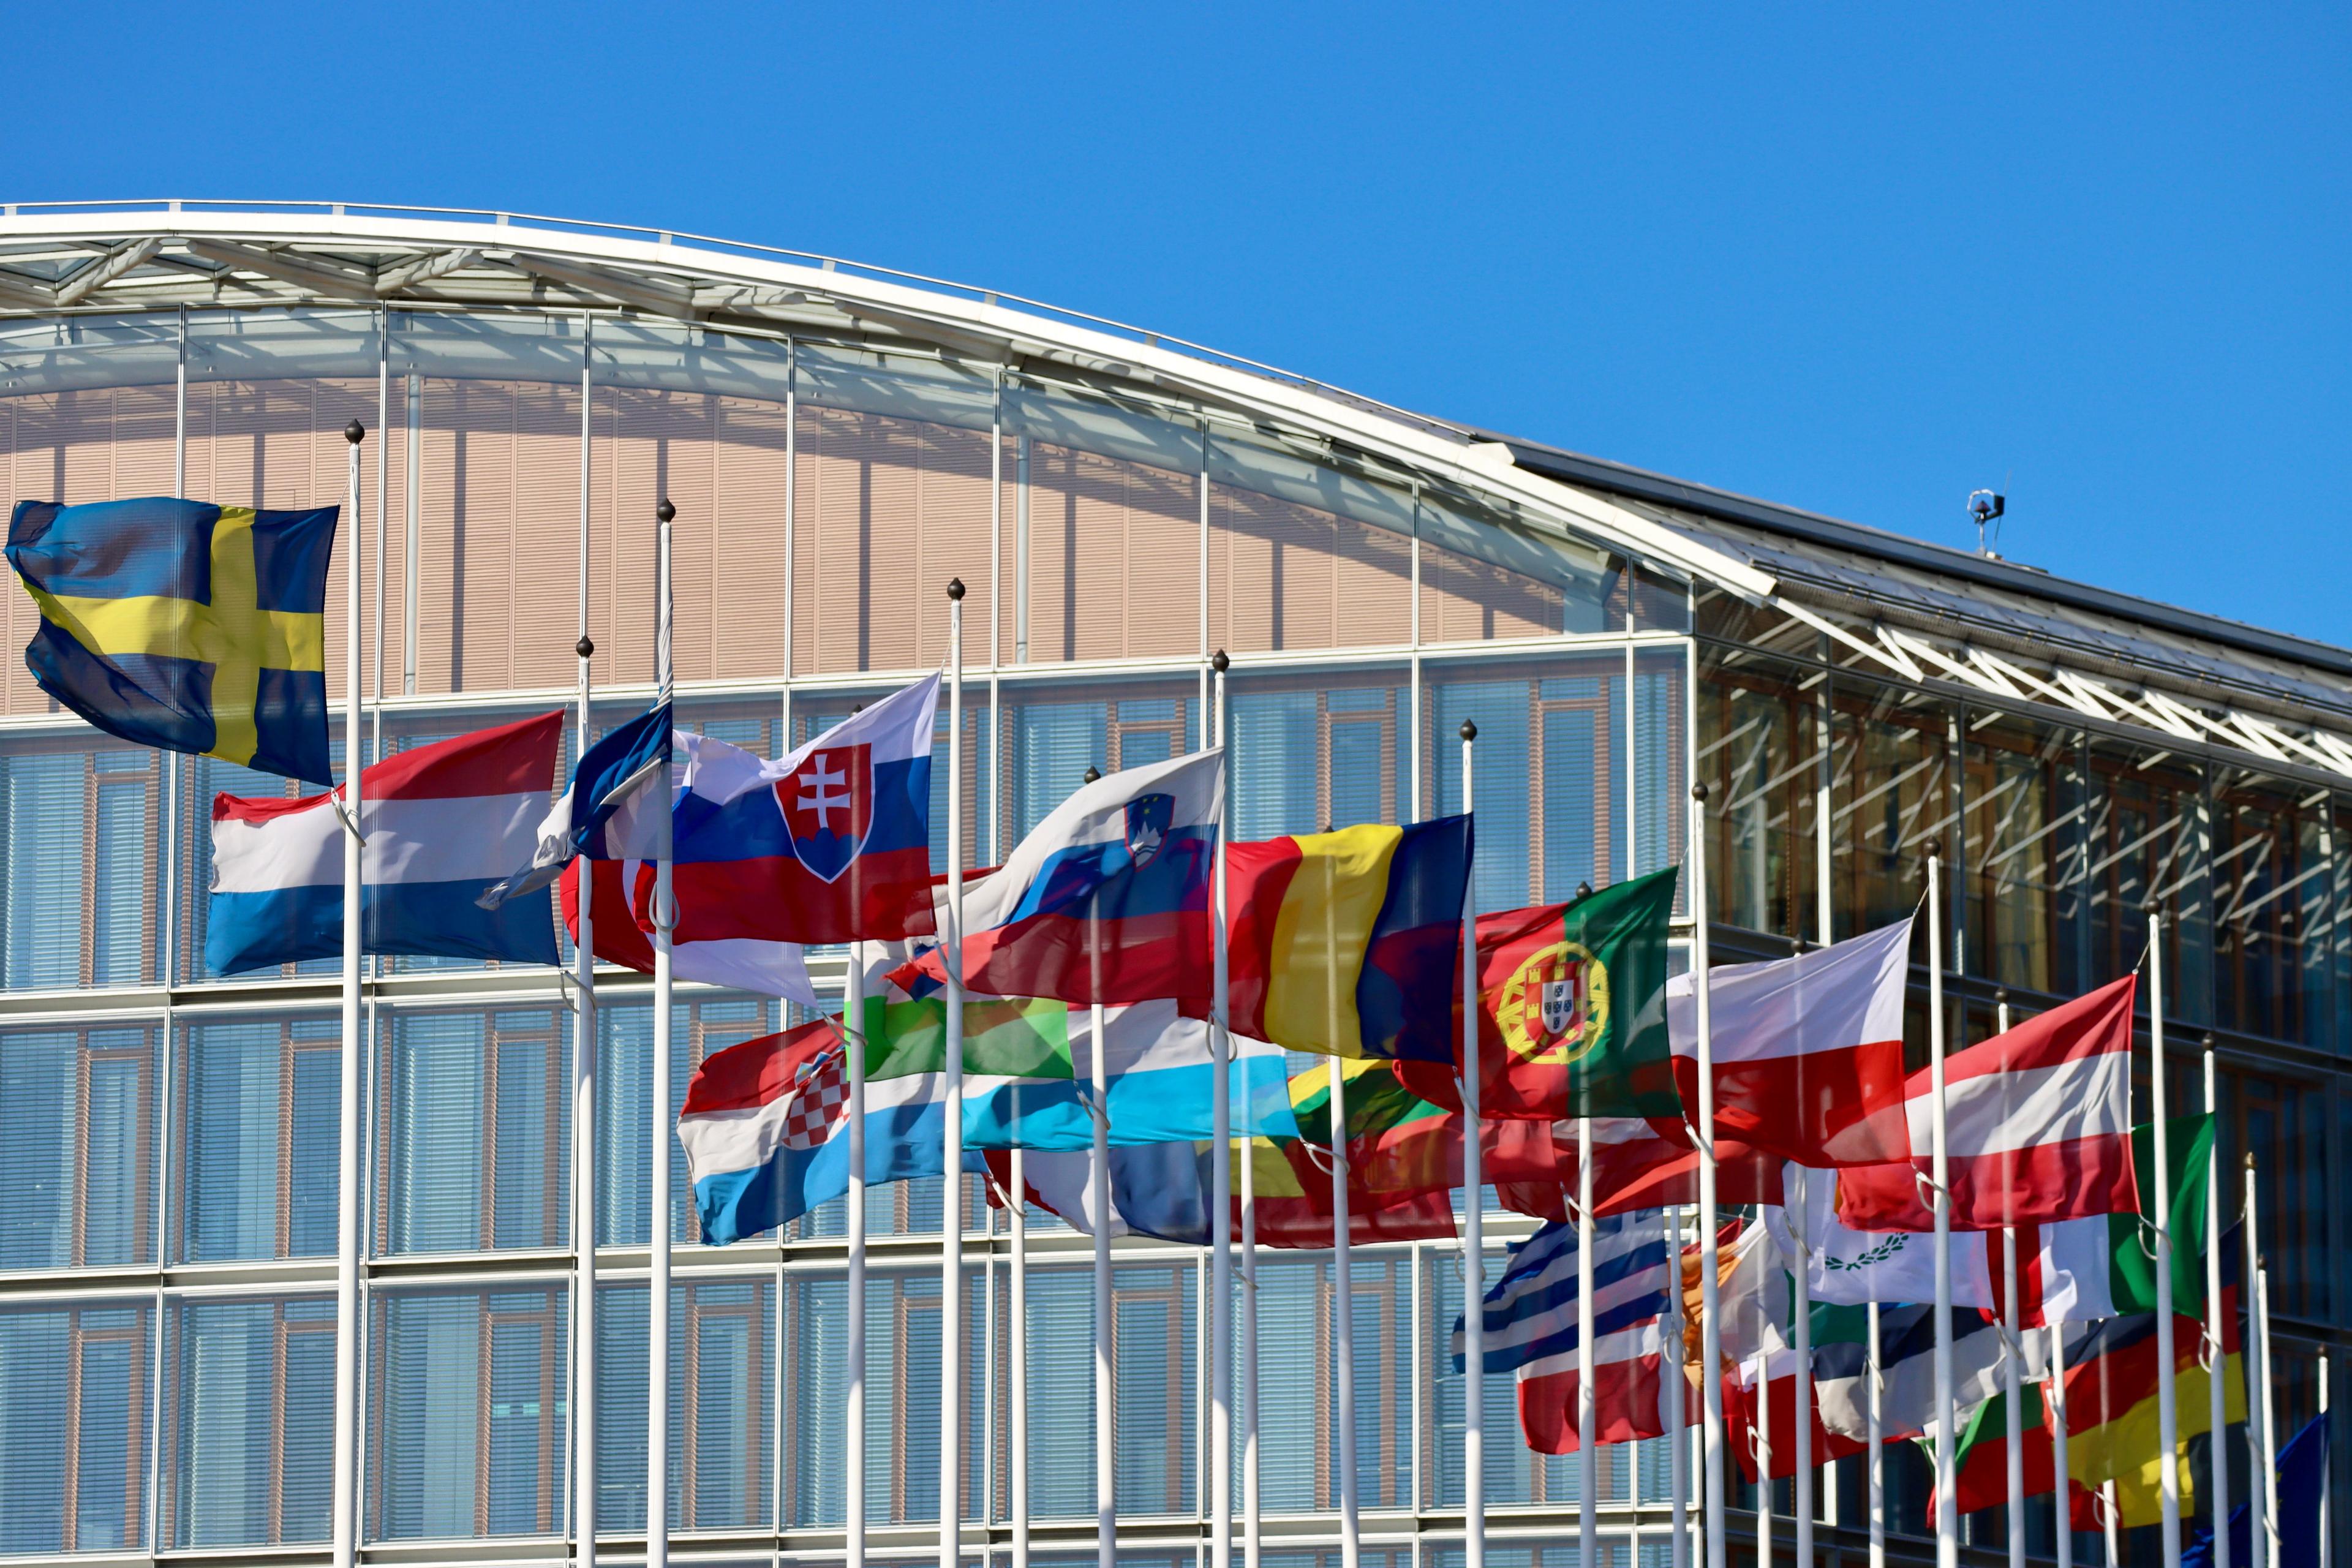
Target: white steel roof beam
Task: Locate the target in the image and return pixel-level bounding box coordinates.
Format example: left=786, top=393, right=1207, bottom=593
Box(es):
left=375, top=246, right=481, bottom=295
left=181, top=237, right=377, bottom=298
left=51, top=237, right=160, bottom=306
left=501, top=251, right=696, bottom=318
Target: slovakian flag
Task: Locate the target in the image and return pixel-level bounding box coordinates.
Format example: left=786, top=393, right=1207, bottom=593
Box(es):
left=1834, top=974, right=2138, bottom=1231
left=478, top=701, right=671, bottom=908
left=897, top=748, right=1223, bottom=1006
left=1222, top=816, right=1471, bottom=1061
left=1395, top=867, right=1681, bottom=1120
left=206, top=711, right=565, bottom=973
left=1665, top=915, right=1913, bottom=1169
left=1454, top=1211, right=1684, bottom=1455
left=666, top=673, right=938, bottom=943
left=677, top=1017, right=956, bottom=1244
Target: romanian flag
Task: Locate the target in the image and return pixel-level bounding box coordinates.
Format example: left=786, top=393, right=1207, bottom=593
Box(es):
left=7, top=497, right=338, bottom=783
left=1395, top=867, right=1681, bottom=1121
left=1224, top=815, right=1471, bottom=1061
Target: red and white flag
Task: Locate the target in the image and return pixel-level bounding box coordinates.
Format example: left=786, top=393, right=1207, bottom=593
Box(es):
left=1834, top=974, right=2139, bottom=1231
left=1666, top=917, right=1914, bottom=1168
left=1497, top=1117, right=1787, bottom=1222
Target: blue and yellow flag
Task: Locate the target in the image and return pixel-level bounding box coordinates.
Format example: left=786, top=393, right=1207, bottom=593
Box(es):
left=6, top=497, right=339, bottom=784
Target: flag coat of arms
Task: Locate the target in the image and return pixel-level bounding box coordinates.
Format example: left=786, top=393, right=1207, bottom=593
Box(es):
left=1395, top=866, right=1679, bottom=1120
left=7, top=496, right=339, bottom=783
left=667, top=673, right=939, bottom=942
left=207, top=711, right=564, bottom=973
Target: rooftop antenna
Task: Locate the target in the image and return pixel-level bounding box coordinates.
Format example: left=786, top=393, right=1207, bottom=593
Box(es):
left=1968, top=488, right=2005, bottom=558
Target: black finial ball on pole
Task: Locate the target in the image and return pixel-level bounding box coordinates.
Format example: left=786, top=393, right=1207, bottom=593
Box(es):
left=575, top=636, right=594, bottom=660
left=344, top=420, right=365, bottom=445
left=947, top=578, right=967, bottom=602
left=1211, top=649, right=1229, bottom=674
left=1691, top=782, right=1708, bottom=804
left=1460, top=719, right=1477, bottom=742
left=1084, top=766, right=1101, bottom=785
left=656, top=499, right=675, bottom=525
left=1575, top=881, right=1594, bottom=901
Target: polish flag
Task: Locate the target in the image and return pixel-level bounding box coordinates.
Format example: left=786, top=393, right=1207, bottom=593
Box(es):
left=1834, top=974, right=2139, bottom=1232
left=1666, top=916, right=1914, bottom=1168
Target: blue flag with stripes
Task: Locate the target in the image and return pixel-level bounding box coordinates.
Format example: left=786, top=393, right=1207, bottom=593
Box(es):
left=1453, top=1210, right=1672, bottom=1374
left=6, top=496, right=339, bottom=783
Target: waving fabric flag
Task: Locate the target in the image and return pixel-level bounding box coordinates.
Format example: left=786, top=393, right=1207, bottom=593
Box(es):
left=666, top=674, right=938, bottom=942
left=900, top=749, right=1223, bottom=1006
left=1727, top=1340, right=1870, bottom=1480
left=1812, top=1303, right=2037, bottom=1445
left=1834, top=974, right=2139, bottom=1231
left=1766, top=1161, right=1998, bottom=1310
left=677, top=1019, right=951, bottom=1244
left=7, top=497, right=340, bottom=783
left=1244, top=1134, right=1458, bottom=1246
left=1665, top=916, right=1914, bottom=1169
left=208, top=711, right=564, bottom=973
left=1937, top=1384, right=2054, bottom=1521
left=1453, top=1212, right=1680, bottom=1454
left=979, top=1142, right=1219, bottom=1243
left=479, top=701, right=671, bottom=908
left=2060, top=1261, right=2244, bottom=1529
left=562, top=858, right=819, bottom=1003
left=1223, top=815, right=1471, bottom=1061
left=1494, top=1118, right=1784, bottom=1221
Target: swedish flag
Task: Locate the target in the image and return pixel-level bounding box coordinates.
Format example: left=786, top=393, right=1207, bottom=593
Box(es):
left=6, top=497, right=339, bottom=785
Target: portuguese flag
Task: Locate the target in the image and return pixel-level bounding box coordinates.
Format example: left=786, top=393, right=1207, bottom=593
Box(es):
left=1397, top=865, right=1680, bottom=1122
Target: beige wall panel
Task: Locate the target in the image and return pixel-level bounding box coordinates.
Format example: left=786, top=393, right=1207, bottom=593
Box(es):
left=709, top=398, right=791, bottom=685
left=1026, top=445, right=1197, bottom=663
left=413, top=380, right=463, bottom=695
left=504, top=383, right=580, bottom=695
left=795, top=405, right=995, bottom=676
left=1419, top=540, right=1563, bottom=644
left=1212, top=488, right=1415, bottom=654
left=375, top=390, right=412, bottom=701
left=603, top=387, right=711, bottom=687
left=1, top=395, right=59, bottom=713
left=1329, top=509, right=1413, bottom=646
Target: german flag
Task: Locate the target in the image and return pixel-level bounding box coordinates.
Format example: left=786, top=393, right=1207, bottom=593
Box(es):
left=2060, top=1277, right=2244, bottom=1526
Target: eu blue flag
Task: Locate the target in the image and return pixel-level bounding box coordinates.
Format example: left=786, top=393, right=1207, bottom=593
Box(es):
left=6, top=497, right=339, bottom=784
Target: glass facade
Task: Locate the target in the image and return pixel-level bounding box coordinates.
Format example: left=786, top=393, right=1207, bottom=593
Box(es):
left=0, top=280, right=2337, bottom=1568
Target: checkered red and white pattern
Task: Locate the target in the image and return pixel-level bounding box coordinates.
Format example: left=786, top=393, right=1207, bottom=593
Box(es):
left=780, top=1051, right=850, bottom=1150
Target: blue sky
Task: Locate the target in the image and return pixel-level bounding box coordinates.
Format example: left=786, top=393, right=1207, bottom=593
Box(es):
left=15, top=5, right=2348, bottom=643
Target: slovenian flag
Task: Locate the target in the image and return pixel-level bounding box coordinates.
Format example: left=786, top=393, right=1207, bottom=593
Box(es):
left=900, top=748, right=1226, bottom=1006
left=677, top=1017, right=955, bottom=1245
left=1223, top=815, right=1471, bottom=1061
left=206, top=711, right=565, bottom=973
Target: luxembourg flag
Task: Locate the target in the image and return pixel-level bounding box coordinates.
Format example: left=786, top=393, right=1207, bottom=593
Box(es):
left=206, top=711, right=564, bottom=973
left=1666, top=915, right=1914, bottom=1168
left=667, top=673, right=938, bottom=943
left=678, top=1017, right=950, bottom=1245
left=898, top=748, right=1224, bottom=1007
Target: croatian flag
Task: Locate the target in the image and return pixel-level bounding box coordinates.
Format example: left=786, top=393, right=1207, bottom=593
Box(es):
left=677, top=1018, right=952, bottom=1244
left=667, top=673, right=938, bottom=943
left=478, top=701, right=671, bottom=908
left=206, top=711, right=564, bottom=973
left=1666, top=915, right=1914, bottom=1169
left=1453, top=1211, right=1683, bottom=1454
left=899, top=748, right=1224, bottom=1007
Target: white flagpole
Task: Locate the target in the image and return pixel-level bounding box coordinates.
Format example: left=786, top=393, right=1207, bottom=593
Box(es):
left=2051, top=1319, right=2073, bottom=1568
left=2203, top=1034, right=2231, bottom=1568
left=1085, top=799, right=1113, bottom=1568
left=848, top=940, right=869, bottom=1568
left=2104, top=1480, right=2122, bottom=1567
left=331, top=418, right=366, bottom=1568
left=1929, top=847, right=1956, bottom=1568
left=1668, top=1203, right=1689, bottom=1568
left=2150, top=904, right=2182, bottom=1568
left=1999, top=992, right=2024, bottom=1568
left=647, top=500, right=675, bottom=1568
left=2258, top=1260, right=2280, bottom=1552
left=571, top=328, right=600, bottom=1568
left=1793, top=1163, right=1813, bottom=1568
left=944, top=579, right=968, bottom=1568
left=2245, top=1157, right=2268, bottom=1568
left=1330, top=1052, right=1361, bottom=1568
left=1689, top=782, right=1725, bottom=1568
left=1009, top=1133, right=1028, bottom=1568
left=1579, top=1114, right=1597, bottom=1568
left=1756, top=1353, right=1773, bottom=1568
left=2318, top=1342, right=2329, bottom=1568
left=1214, top=655, right=1259, bottom=1568
left=1868, top=1301, right=1885, bottom=1568
left=1460, top=718, right=1483, bottom=1568
left=1211, top=654, right=1233, bottom=1568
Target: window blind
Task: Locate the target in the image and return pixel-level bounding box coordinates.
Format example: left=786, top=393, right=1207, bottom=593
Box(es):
left=597, top=996, right=777, bottom=1246
left=0, top=1025, right=154, bottom=1268
left=783, top=1274, right=848, bottom=1528
left=594, top=1277, right=774, bottom=1534
left=371, top=1287, right=568, bottom=1540
left=379, top=1007, right=568, bottom=1256
left=0, top=1302, right=148, bottom=1554
left=167, top=1295, right=333, bottom=1548
left=180, top=1017, right=339, bottom=1262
